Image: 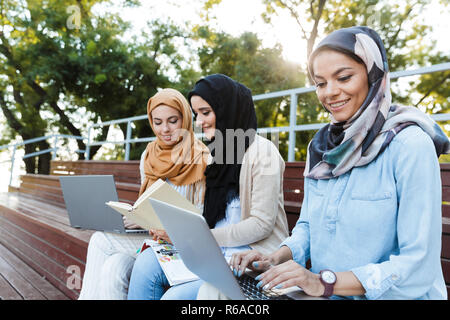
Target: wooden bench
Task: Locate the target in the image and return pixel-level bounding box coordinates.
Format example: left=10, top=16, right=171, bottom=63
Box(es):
left=0, top=242, right=68, bottom=300
left=46, top=160, right=306, bottom=229
left=0, top=159, right=449, bottom=299
left=16, top=172, right=140, bottom=208
left=0, top=161, right=141, bottom=299
left=50, top=160, right=141, bottom=184
left=441, top=163, right=450, bottom=299
left=0, top=192, right=92, bottom=299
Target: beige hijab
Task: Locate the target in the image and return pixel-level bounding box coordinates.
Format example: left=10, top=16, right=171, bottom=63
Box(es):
left=139, top=88, right=209, bottom=200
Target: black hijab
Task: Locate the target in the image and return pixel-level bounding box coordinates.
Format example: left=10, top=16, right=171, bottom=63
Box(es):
left=188, top=74, right=257, bottom=228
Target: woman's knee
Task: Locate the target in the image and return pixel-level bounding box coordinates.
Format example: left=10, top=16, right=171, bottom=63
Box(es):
left=99, top=252, right=136, bottom=299
left=88, top=231, right=110, bottom=252
left=162, top=280, right=203, bottom=300
left=130, top=248, right=160, bottom=279
left=102, top=252, right=135, bottom=277
left=100, top=253, right=135, bottom=289
left=128, top=248, right=168, bottom=300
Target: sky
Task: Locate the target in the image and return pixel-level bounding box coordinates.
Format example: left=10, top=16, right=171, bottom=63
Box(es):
left=110, top=0, right=449, bottom=66
left=0, top=0, right=449, bottom=192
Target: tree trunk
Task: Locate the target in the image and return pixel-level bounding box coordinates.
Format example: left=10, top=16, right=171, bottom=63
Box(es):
left=23, top=143, right=36, bottom=174
left=37, top=140, right=51, bottom=174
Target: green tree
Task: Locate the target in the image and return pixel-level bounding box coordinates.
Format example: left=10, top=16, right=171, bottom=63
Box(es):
left=193, top=26, right=307, bottom=158
left=201, top=0, right=449, bottom=159
left=0, top=0, right=186, bottom=172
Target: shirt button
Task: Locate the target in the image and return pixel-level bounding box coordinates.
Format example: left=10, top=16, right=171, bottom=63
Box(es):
left=391, top=274, right=399, bottom=281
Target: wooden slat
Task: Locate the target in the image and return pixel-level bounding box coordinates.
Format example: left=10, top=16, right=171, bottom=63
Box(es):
left=443, top=234, right=450, bottom=259
left=283, top=178, right=304, bottom=190
left=0, top=217, right=83, bottom=300
left=0, top=208, right=90, bottom=263
left=0, top=274, right=23, bottom=300
left=18, top=185, right=65, bottom=206
left=443, top=217, right=450, bottom=234
left=443, top=186, right=450, bottom=202
left=441, top=163, right=450, bottom=186
left=19, top=175, right=65, bottom=206
left=20, top=182, right=63, bottom=195
left=116, top=182, right=140, bottom=203
left=50, top=160, right=141, bottom=184
left=284, top=189, right=303, bottom=200
left=283, top=162, right=304, bottom=217
left=284, top=163, right=306, bottom=178
left=284, top=201, right=301, bottom=214
left=19, top=174, right=142, bottom=205
left=0, top=216, right=86, bottom=275
left=0, top=252, right=46, bottom=300
left=0, top=191, right=91, bottom=300
left=442, top=258, right=450, bottom=285
left=443, top=205, right=450, bottom=219
left=0, top=231, right=80, bottom=300
left=0, top=243, right=68, bottom=300
left=0, top=194, right=92, bottom=259
left=286, top=212, right=300, bottom=233
left=21, top=174, right=61, bottom=187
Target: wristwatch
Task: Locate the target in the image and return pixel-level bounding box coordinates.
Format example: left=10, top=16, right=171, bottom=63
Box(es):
left=319, top=269, right=337, bottom=298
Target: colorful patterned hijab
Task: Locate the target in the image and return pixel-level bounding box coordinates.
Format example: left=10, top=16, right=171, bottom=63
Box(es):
left=305, top=26, right=450, bottom=179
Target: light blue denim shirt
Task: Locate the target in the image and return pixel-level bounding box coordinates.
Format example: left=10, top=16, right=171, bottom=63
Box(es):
left=281, top=125, right=447, bottom=300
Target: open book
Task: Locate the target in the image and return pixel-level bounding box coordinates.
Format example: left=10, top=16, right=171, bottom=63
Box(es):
left=144, top=239, right=199, bottom=286
left=106, top=179, right=200, bottom=230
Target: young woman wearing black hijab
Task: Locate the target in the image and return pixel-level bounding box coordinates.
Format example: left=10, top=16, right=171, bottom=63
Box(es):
left=126, top=74, right=289, bottom=300
left=188, top=74, right=289, bottom=258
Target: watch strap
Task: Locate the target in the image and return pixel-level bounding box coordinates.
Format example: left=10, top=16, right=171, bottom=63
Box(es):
left=319, top=269, right=336, bottom=298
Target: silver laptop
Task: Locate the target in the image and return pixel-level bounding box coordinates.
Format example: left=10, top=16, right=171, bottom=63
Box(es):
left=59, top=175, right=146, bottom=234
left=149, top=198, right=319, bottom=300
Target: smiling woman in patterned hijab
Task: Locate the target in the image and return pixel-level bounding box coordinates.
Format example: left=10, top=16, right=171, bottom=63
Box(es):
left=222, top=26, right=449, bottom=300
left=305, top=26, right=450, bottom=179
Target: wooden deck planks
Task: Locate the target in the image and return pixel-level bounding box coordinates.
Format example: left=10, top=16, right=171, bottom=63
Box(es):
left=1, top=160, right=448, bottom=299
left=0, top=243, right=68, bottom=300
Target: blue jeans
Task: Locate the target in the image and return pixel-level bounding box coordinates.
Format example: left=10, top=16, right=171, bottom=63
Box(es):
left=127, top=247, right=203, bottom=300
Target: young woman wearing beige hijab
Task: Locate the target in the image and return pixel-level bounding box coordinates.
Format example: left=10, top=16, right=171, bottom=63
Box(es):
left=78, top=88, right=208, bottom=299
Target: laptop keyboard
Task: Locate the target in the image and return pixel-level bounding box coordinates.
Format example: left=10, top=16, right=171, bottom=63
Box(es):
left=236, top=273, right=293, bottom=300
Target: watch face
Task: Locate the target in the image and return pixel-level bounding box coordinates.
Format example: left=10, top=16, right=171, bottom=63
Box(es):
left=322, top=270, right=337, bottom=284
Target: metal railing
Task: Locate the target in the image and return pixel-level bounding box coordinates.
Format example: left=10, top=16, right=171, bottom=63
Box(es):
left=252, top=62, right=450, bottom=161
left=85, top=114, right=153, bottom=161
left=0, top=62, right=449, bottom=187
left=0, top=134, right=85, bottom=186
left=84, top=61, right=450, bottom=162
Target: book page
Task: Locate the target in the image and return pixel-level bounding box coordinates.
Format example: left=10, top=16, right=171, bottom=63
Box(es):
left=106, top=201, right=153, bottom=230
left=148, top=182, right=200, bottom=214
left=134, top=179, right=165, bottom=208
left=106, top=201, right=132, bottom=211
left=147, top=240, right=199, bottom=286
left=106, top=179, right=201, bottom=231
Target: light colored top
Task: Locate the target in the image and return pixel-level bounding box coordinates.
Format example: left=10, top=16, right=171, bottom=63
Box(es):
left=215, top=197, right=251, bottom=258
left=211, top=135, right=289, bottom=255
left=282, top=126, right=447, bottom=299
left=139, top=149, right=147, bottom=185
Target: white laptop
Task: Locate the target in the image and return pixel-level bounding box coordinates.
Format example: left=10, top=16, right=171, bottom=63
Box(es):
left=59, top=175, right=147, bottom=234
left=149, top=198, right=320, bottom=300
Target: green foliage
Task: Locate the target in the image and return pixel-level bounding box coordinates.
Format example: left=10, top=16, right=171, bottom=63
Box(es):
left=194, top=26, right=305, bottom=125
left=0, top=0, right=187, bottom=168
left=0, top=0, right=448, bottom=168
left=200, top=0, right=449, bottom=160
left=192, top=26, right=313, bottom=159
